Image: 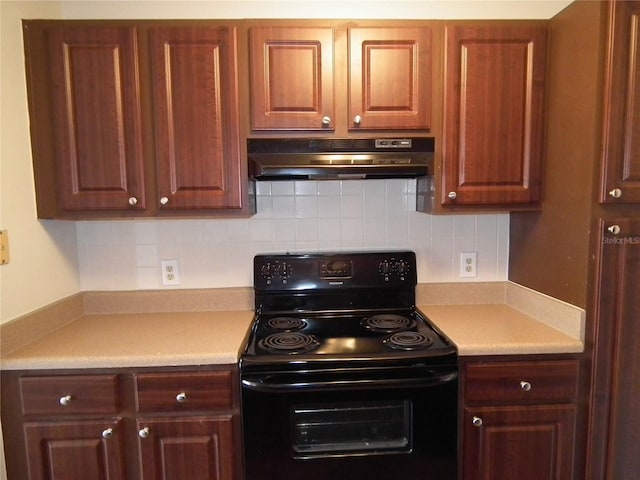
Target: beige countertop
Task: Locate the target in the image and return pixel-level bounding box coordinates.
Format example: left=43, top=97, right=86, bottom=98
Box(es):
left=420, top=304, right=583, bottom=356
left=0, top=311, right=254, bottom=370
left=0, top=283, right=585, bottom=370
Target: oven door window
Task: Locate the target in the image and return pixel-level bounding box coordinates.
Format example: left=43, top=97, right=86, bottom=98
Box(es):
left=291, top=400, right=412, bottom=458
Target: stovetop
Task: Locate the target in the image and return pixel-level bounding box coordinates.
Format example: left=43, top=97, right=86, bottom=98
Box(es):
left=241, top=251, right=457, bottom=370
left=241, top=308, right=456, bottom=366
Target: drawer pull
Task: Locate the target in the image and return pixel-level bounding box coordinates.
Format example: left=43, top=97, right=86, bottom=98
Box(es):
left=520, top=381, right=532, bottom=392
left=59, top=395, right=72, bottom=406
left=472, top=416, right=483, bottom=427
left=138, top=427, right=150, bottom=439
left=101, top=428, right=113, bottom=439
left=176, top=392, right=187, bottom=403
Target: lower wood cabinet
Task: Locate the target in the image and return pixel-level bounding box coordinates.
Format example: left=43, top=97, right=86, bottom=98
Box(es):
left=137, top=416, right=234, bottom=480
left=24, top=418, right=126, bottom=480
left=461, top=358, right=579, bottom=480
left=1, top=366, right=241, bottom=480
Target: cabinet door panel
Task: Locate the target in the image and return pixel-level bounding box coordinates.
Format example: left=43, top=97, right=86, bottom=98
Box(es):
left=150, top=26, right=242, bottom=210
left=250, top=26, right=335, bottom=130
left=589, top=219, right=640, bottom=479
left=24, top=419, right=125, bottom=480
left=47, top=26, right=146, bottom=211
left=601, top=1, right=640, bottom=203
left=463, top=405, right=576, bottom=480
left=443, top=25, right=546, bottom=205
left=138, top=416, right=234, bottom=480
left=349, top=27, right=432, bottom=130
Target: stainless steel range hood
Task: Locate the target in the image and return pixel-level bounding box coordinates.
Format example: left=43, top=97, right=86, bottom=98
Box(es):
left=248, top=137, right=434, bottom=180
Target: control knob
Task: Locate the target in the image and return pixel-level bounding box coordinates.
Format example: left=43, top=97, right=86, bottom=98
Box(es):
left=395, top=260, right=409, bottom=276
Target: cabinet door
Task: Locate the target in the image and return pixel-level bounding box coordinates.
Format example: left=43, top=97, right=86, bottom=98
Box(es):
left=24, top=419, right=125, bottom=480
left=588, top=219, right=640, bottom=480
left=463, top=405, right=576, bottom=480
left=442, top=25, right=546, bottom=206
left=150, top=26, right=243, bottom=210
left=46, top=26, right=146, bottom=212
left=137, top=415, right=235, bottom=480
left=249, top=26, right=335, bottom=130
left=601, top=1, right=640, bottom=203
left=349, top=27, right=432, bottom=130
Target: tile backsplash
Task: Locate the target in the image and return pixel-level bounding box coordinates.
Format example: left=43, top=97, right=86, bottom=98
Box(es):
left=77, top=179, right=509, bottom=290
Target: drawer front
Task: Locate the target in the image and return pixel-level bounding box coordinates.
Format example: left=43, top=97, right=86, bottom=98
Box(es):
left=135, top=371, right=233, bottom=413
left=20, top=375, right=119, bottom=416
left=465, top=360, right=579, bottom=405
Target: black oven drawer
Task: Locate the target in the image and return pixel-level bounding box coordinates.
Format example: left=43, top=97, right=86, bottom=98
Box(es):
left=241, top=366, right=458, bottom=480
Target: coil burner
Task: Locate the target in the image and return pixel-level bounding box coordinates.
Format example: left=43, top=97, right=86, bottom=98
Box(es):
left=258, top=332, right=320, bottom=354
left=362, top=314, right=416, bottom=333
left=383, top=331, right=434, bottom=351
left=265, top=317, right=307, bottom=331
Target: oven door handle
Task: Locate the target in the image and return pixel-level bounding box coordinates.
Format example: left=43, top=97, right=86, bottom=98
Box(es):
left=241, top=369, right=457, bottom=392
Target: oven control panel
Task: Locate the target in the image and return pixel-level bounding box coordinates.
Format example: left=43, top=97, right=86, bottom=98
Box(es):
left=254, top=251, right=417, bottom=290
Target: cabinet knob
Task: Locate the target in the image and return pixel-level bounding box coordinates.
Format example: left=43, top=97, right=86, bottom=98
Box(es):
left=176, top=392, right=187, bottom=403
left=138, top=427, right=150, bottom=439
left=448, top=191, right=457, bottom=200
left=353, top=114, right=362, bottom=125
left=101, top=428, right=113, bottom=439
left=608, top=188, right=623, bottom=199
left=59, top=395, right=72, bottom=406
left=160, top=196, right=169, bottom=206
left=607, top=225, right=621, bottom=235
left=128, top=196, right=138, bottom=206
left=322, top=116, right=331, bottom=126
left=520, top=381, right=532, bottom=392
left=472, top=416, right=483, bottom=427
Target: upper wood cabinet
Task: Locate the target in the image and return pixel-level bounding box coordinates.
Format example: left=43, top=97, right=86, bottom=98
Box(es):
left=23, top=21, right=252, bottom=219
left=249, top=26, right=334, bottom=131
left=441, top=24, right=547, bottom=207
left=248, top=24, right=432, bottom=132
left=33, top=26, right=147, bottom=214
left=149, top=26, right=243, bottom=211
left=600, top=1, right=640, bottom=203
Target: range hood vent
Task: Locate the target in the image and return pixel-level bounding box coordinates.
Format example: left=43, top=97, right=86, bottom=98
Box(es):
left=248, top=137, right=434, bottom=181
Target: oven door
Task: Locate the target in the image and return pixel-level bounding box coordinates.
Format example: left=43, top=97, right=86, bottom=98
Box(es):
left=241, top=364, right=458, bottom=480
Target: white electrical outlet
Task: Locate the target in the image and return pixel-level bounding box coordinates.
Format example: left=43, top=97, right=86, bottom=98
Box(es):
left=161, top=259, right=180, bottom=286
left=460, top=252, right=477, bottom=278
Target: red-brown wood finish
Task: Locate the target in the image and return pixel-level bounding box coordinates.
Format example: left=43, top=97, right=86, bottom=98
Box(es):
left=137, top=416, right=235, bottom=480
left=462, top=359, right=579, bottom=480
left=150, top=26, right=243, bottom=210
left=249, top=26, right=335, bottom=130
left=2, top=366, right=241, bottom=480
left=462, top=405, right=577, bottom=480
left=348, top=27, right=432, bottom=130
left=465, top=360, right=579, bottom=406
left=24, top=419, right=126, bottom=480
left=46, top=26, right=146, bottom=212
left=134, top=371, right=233, bottom=412
left=600, top=0, right=640, bottom=203
left=20, top=374, right=119, bottom=415
left=443, top=24, right=547, bottom=206
left=587, top=218, right=640, bottom=480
